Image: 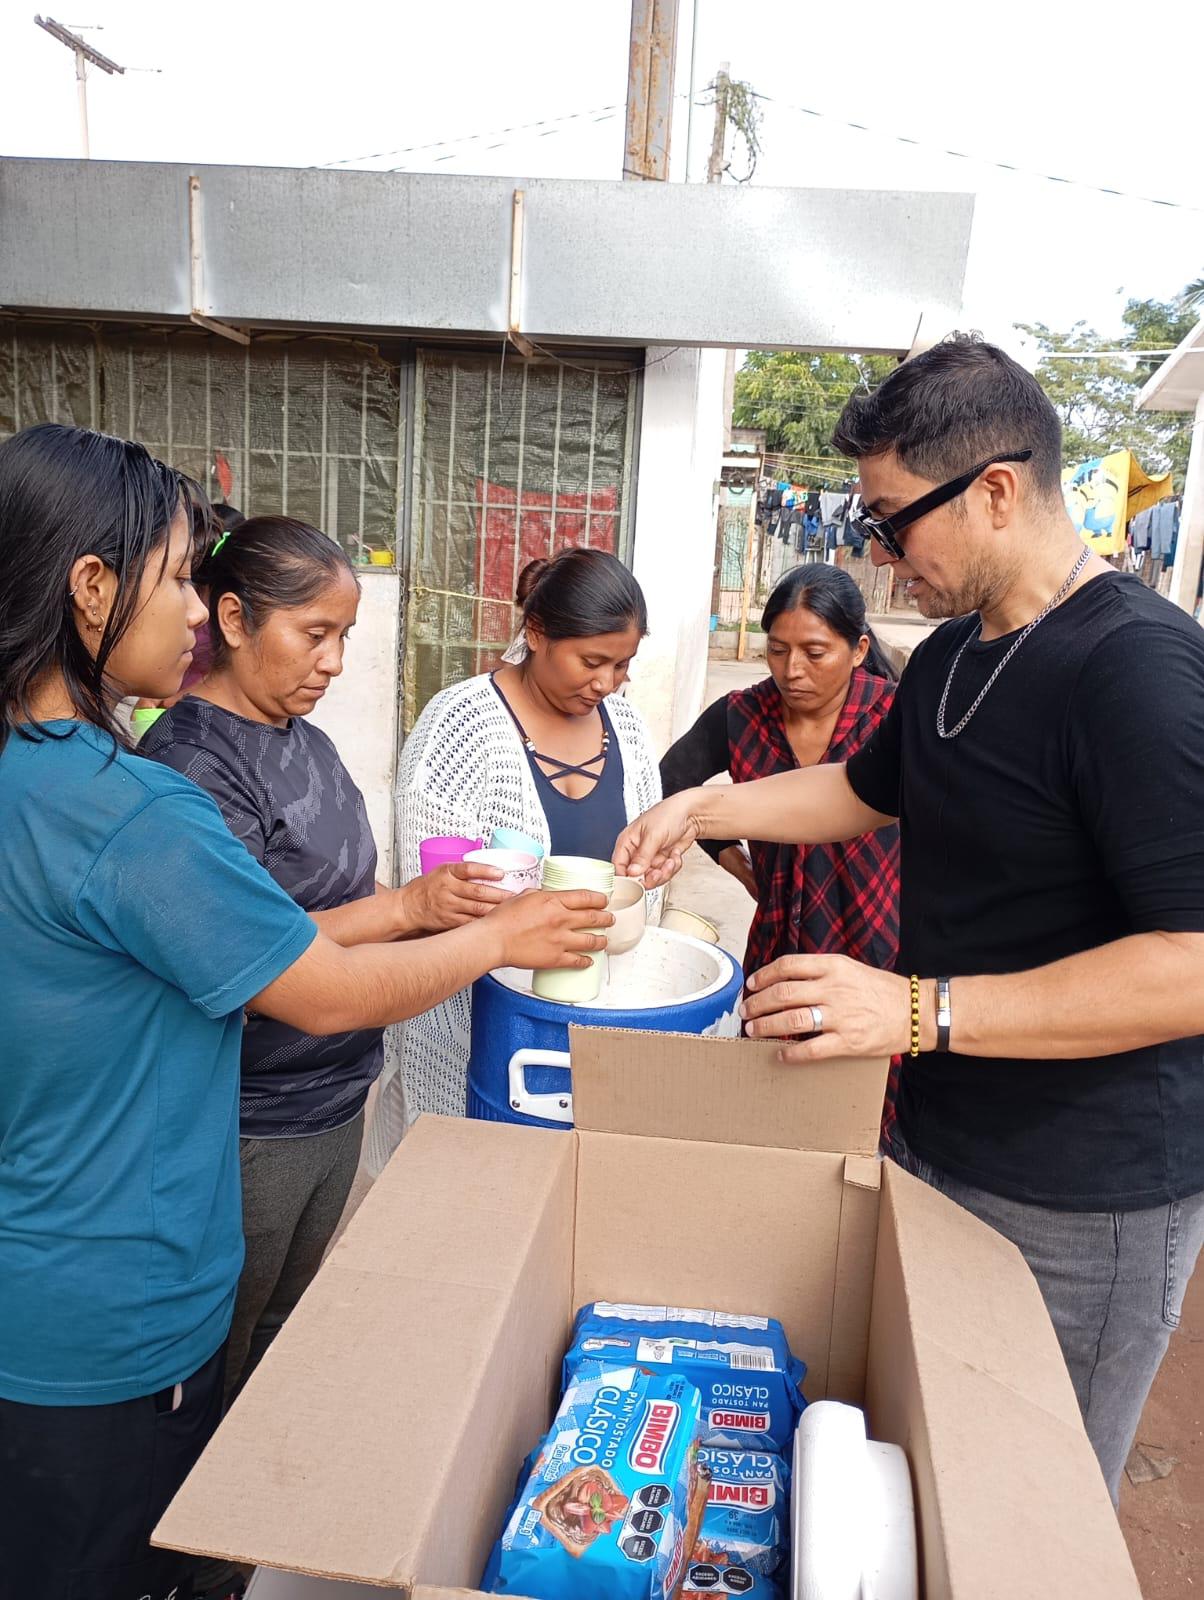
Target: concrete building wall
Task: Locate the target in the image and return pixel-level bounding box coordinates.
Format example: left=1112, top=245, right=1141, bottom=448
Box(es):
left=308, top=571, right=401, bottom=882
left=627, top=345, right=727, bottom=753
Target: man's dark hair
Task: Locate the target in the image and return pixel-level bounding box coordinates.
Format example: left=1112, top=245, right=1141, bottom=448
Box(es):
left=832, top=333, right=1063, bottom=499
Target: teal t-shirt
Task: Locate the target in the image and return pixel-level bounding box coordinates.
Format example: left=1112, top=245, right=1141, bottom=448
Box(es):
left=0, top=722, right=317, bottom=1405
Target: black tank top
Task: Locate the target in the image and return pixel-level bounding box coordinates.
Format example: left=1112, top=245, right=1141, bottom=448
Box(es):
left=490, top=676, right=628, bottom=860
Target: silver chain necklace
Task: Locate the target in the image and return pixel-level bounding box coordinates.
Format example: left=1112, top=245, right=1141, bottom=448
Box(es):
left=936, top=547, right=1090, bottom=740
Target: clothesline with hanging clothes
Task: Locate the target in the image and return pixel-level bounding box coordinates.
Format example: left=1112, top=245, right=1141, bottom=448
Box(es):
left=1128, top=498, right=1182, bottom=564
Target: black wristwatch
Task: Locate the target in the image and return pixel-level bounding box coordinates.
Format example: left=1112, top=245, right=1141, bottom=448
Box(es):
left=936, top=977, right=952, bottom=1053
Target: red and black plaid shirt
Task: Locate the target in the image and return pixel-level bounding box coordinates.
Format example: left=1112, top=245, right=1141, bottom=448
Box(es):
left=728, top=669, right=900, bottom=972
left=727, top=670, right=902, bottom=1137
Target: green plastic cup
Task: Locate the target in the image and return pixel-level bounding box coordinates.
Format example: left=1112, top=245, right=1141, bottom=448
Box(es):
left=533, top=855, right=614, bottom=1003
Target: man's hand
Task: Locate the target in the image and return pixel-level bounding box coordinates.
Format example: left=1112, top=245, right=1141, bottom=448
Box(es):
left=490, top=889, right=613, bottom=972
left=399, top=861, right=509, bottom=932
left=613, top=791, right=704, bottom=887
left=717, top=844, right=757, bottom=899
left=740, top=953, right=923, bottom=1063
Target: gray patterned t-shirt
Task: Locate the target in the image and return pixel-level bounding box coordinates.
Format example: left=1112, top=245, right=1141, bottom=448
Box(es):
left=142, top=696, right=382, bottom=1137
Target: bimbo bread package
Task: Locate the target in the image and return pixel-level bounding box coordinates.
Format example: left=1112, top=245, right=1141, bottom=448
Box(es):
left=483, top=1364, right=706, bottom=1600
left=684, top=1447, right=791, bottom=1595
left=564, top=1303, right=807, bottom=1453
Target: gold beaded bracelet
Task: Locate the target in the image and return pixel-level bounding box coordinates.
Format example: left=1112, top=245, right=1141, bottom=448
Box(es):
left=909, top=974, right=922, bottom=1058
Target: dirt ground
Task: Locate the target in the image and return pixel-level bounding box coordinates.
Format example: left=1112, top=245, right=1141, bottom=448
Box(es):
left=1119, top=1266, right=1204, bottom=1596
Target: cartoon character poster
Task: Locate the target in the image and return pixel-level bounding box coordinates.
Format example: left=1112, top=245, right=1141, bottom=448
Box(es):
left=1062, top=451, right=1130, bottom=556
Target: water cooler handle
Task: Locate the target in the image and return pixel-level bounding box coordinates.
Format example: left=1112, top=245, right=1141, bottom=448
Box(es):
left=507, top=1048, right=573, bottom=1125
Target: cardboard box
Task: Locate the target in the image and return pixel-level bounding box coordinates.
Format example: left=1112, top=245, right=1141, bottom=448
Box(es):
left=155, top=1029, right=1141, bottom=1598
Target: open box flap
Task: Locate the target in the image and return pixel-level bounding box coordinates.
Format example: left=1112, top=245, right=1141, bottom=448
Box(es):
left=154, top=1118, right=576, bottom=1588
left=569, top=1025, right=888, bottom=1155
left=870, top=1162, right=1141, bottom=1598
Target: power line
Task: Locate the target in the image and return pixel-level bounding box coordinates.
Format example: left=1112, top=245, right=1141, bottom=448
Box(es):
left=318, top=90, right=713, bottom=174
left=753, top=92, right=1204, bottom=216
left=318, top=104, right=623, bottom=171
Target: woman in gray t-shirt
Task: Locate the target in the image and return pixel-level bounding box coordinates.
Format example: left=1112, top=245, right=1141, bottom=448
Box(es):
left=143, top=515, right=507, bottom=1404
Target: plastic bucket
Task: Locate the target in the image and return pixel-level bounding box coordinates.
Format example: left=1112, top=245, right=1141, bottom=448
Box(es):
left=467, top=926, right=744, bottom=1130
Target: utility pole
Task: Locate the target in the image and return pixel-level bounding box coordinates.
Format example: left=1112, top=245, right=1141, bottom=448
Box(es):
left=34, top=16, right=125, bottom=158
left=707, top=63, right=731, bottom=183
left=707, top=62, right=738, bottom=450
left=623, top=0, right=680, bottom=181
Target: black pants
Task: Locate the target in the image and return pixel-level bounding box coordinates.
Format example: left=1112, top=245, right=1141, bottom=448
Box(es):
left=0, top=1342, right=226, bottom=1600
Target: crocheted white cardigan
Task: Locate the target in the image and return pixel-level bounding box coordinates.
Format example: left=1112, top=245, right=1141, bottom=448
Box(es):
left=364, top=673, right=662, bottom=1173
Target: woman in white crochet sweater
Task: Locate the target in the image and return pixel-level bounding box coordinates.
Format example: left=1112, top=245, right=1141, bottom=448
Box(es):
left=365, top=549, right=662, bottom=1170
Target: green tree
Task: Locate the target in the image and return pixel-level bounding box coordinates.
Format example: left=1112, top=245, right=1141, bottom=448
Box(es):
left=732, top=350, right=896, bottom=475
left=1019, top=295, right=1196, bottom=486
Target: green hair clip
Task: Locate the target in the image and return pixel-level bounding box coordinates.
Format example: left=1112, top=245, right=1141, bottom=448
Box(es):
left=210, top=530, right=231, bottom=558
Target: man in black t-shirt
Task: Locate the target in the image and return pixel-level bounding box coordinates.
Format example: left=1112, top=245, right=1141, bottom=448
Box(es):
left=615, top=335, right=1204, bottom=1504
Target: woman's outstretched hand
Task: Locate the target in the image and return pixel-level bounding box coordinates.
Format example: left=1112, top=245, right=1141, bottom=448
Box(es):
left=613, top=792, right=704, bottom=888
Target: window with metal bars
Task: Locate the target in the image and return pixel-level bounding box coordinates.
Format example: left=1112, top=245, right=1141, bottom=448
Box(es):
left=0, top=322, right=404, bottom=565
left=404, top=347, right=638, bottom=728
left=0, top=325, right=643, bottom=731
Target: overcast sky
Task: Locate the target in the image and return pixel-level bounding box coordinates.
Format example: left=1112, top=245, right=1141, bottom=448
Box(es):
left=2, top=0, right=1201, bottom=357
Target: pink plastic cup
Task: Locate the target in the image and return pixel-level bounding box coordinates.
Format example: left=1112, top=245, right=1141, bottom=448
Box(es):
left=419, top=835, right=483, bottom=875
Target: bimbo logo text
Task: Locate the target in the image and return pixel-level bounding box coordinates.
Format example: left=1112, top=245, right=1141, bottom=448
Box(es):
left=709, top=1410, right=769, bottom=1433
left=629, top=1400, right=679, bottom=1473
left=711, top=1481, right=772, bottom=1509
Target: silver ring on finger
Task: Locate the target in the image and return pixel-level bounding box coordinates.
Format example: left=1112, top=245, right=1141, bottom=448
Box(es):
left=808, top=1005, right=824, bottom=1034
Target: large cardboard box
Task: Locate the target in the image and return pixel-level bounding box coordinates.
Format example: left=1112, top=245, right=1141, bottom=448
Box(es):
left=155, top=1030, right=1141, bottom=1597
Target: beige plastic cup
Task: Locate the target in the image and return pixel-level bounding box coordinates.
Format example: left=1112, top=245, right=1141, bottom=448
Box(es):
left=533, top=855, right=614, bottom=1003
left=660, top=906, right=721, bottom=945
left=605, top=877, right=647, bottom=956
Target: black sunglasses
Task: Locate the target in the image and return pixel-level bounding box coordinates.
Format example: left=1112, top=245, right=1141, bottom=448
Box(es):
left=852, top=450, right=1034, bottom=561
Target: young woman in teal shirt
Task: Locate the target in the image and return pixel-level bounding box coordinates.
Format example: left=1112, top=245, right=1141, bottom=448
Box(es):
left=0, top=423, right=609, bottom=1600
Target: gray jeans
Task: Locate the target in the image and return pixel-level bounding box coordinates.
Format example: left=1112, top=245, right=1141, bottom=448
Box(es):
left=888, top=1133, right=1204, bottom=1504
left=224, top=1109, right=365, bottom=1404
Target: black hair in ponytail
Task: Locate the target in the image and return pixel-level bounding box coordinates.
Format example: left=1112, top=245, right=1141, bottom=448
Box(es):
left=516, top=547, right=648, bottom=641
left=196, top=515, right=356, bottom=668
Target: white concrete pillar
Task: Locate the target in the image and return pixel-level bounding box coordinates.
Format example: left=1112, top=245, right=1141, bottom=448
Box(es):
left=627, top=345, right=727, bottom=753
left=1168, top=393, right=1204, bottom=621
left=308, top=570, right=400, bottom=880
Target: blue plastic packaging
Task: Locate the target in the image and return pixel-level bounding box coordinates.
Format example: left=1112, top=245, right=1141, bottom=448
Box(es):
left=689, top=1447, right=791, bottom=1582
left=483, top=1364, right=705, bottom=1600
left=682, top=1563, right=782, bottom=1596
left=563, top=1303, right=807, bottom=1453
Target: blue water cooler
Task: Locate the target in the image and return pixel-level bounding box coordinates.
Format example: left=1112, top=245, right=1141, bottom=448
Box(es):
left=467, top=927, right=744, bottom=1130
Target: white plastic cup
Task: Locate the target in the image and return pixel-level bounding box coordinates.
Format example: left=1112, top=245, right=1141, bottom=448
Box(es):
left=462, top=848, right=541, bottom=896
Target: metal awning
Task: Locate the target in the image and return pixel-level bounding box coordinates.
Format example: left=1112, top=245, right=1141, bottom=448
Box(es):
left=1138, top=317, right=1204, bottom=413
left=0, top=157, right=973, bottom=355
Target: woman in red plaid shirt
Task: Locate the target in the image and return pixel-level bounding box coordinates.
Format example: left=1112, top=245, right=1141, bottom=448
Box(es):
left=661, top=564, right=902, bottom=1131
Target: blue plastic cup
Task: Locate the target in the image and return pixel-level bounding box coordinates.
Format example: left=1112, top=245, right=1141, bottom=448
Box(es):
left=491, top=827, right=545, bottom=859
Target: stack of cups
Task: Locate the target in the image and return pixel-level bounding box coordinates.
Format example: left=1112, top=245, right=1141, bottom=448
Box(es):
left=534, top=855, right=615, bottom=1003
